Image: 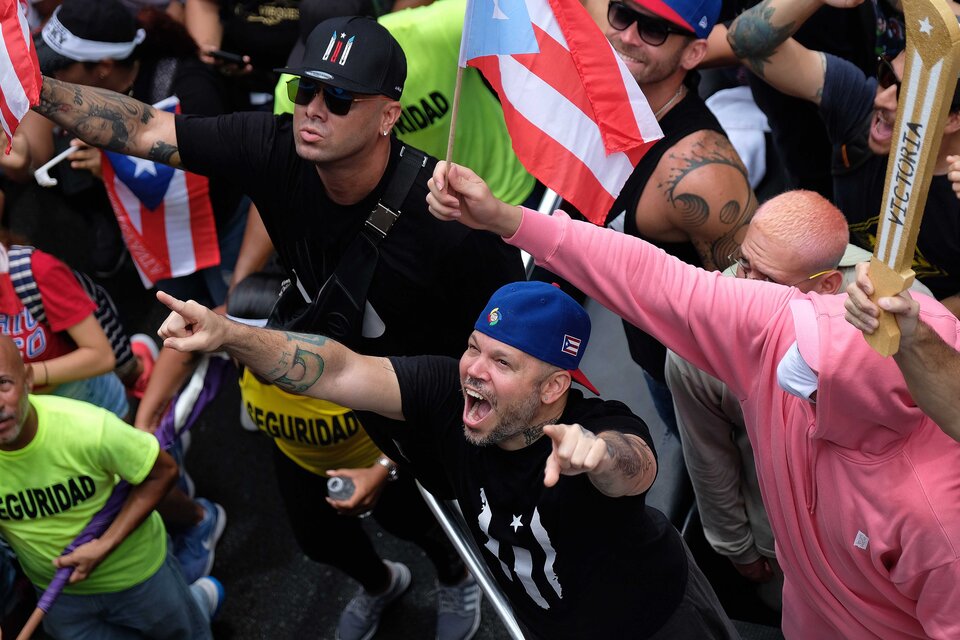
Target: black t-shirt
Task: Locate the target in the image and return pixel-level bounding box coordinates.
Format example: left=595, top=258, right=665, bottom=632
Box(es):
left=175, top=113, right=525, bottom=491
left=175, top=112, right=524, bottom=358
left=219, top=0, right=301, bottom=94
left=390, top=355, right=689, bottom=640
left=821, top=53, right=960, bottom=299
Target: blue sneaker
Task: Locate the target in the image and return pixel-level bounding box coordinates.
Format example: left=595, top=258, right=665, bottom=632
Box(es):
left=191, top=576, right=225, bottom=621
left=436, top=574, right=482, bottom=640
left=336, top=560, right=411, bottom=640
left=174, top=498, right=226, bottom=584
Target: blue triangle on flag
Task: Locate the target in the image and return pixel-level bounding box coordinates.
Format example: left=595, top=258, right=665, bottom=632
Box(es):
left=104, top=150, right=176, bottom=211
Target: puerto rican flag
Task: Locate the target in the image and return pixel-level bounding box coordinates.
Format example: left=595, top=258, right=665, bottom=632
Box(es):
left=459, top=0, right=661, bottom=225
left=0, top=0, right=41, bottom=150
left=100, top=97, right=219, bottom=287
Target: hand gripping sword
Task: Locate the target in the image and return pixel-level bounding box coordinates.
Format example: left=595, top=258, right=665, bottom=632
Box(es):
left=867, top=0, right=960, bottom=356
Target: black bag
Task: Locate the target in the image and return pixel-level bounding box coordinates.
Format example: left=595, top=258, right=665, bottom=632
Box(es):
left=267, top=145, right=427, bottom=339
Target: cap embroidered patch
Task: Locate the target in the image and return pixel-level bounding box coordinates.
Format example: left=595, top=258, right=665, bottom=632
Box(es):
left=562, top=335, right=581, bottom=357
left=323, top=31, right=355, bottom=65
left=488, top=308, right=501, bottom=326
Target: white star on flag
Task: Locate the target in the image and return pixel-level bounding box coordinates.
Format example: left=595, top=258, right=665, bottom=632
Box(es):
left=919, top=17, right=933, bottom=34
left=131, top=157, right=158, bottom=177
left=511, top=514, right=523, bottom=532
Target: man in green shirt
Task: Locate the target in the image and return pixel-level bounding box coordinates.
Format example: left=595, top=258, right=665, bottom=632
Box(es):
left=0, top=336, right=218, bottom=638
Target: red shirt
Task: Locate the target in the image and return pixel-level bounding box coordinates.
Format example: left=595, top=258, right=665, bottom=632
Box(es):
left=0, top=250, right=96, bottom=363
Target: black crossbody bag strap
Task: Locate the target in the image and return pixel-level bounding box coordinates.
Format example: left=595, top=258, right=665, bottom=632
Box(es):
left=270, top=145, right=429, bottom=338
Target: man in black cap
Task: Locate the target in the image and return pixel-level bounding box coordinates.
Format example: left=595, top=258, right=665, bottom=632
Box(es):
left=30, top=14, right=524, bottom=640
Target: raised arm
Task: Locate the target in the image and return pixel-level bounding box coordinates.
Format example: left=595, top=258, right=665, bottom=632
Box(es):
left=727, top=0, right=860, bottom=105
left=155, top=291, right=404, bottom=419
left=845, top=263, right=960, bottom=441
left=33, top=77, right=182, bottom=168
left=543, top=424, right=657, bottom=497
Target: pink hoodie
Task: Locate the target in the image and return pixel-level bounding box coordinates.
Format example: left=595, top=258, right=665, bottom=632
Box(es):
left=508, top=209, right=960, bottom=639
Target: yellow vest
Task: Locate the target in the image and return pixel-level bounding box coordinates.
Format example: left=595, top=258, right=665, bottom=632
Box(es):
left=239, top=369, right=381, bottom=476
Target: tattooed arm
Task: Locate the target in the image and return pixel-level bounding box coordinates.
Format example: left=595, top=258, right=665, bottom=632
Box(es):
left=155, top=291, right=405, bottom=419
left=543, top=424, right=657, bottom=497
left=640, top=130, right=755, bottom=271
left=33, top=76, right=183, bottom=168
left=725, top=0, right=861, bottom=105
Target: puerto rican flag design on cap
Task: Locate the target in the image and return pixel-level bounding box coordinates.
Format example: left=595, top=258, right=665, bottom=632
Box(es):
left=323, top=31, right=355, bottom=66
left=562, top=334, right=581, bottom=357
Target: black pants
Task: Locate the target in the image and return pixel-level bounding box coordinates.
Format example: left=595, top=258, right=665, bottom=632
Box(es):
left=272, top=446, right=464, bottom=592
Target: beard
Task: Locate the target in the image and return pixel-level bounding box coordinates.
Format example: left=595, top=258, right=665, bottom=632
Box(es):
left=462, top=377, right=543, bottom=447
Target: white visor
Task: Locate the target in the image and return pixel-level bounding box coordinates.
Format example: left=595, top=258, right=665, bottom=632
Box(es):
left=42, top=6, right=145, bottom=62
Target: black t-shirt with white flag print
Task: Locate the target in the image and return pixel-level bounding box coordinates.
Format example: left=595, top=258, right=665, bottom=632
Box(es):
left=389, top=355, right=689, bottom=639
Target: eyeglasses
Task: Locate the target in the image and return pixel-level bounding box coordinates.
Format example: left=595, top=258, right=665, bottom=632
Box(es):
left=286, top=77, right=379, bottom=116
left=876, top=55, right=901, bottom=99
left=727, top=248, right=834, bottom=288
left=607, top=1, right=694, bottom=47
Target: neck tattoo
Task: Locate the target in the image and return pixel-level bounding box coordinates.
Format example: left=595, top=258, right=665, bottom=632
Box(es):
left=522, top=413, right=563, bottom=446
left=654, top=85, right=685, bottom=120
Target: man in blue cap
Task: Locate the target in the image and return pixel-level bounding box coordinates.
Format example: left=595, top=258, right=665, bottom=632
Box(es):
left=154, top=281, right=737, bottom=639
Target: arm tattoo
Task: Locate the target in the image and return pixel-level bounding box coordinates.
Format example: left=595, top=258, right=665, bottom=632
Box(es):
left=659, top=137, right=755, bottom=268
left=592, top=432, right=654, bottom=493
left=267, top=332, right=329, bottom=394
left=728, top=0, right=796, bottom=77
left=34, top=76, right=180, bottom=164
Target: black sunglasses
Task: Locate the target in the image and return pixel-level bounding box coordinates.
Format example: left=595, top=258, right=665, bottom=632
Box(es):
left=607, top=1, right=694, bottom=47
left=877, top=55, right=960, bottom=112
left=286, top=77, right=378, bottom=116
left=876, top=56, right=901, bottom=98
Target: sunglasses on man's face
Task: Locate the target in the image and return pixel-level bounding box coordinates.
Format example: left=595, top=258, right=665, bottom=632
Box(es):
left=607, top=1, right=694, bottom=47
left=286, top=77, right=378, bottom=116
left=876, top=56, right=901, bottom=98
left=876, top=55, right=960, bottom=112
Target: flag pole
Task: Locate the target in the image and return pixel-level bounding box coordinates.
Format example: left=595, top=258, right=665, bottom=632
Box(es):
left=445, top=65, right=466, bottom=163
left=16, top=608, right=44, bottom=640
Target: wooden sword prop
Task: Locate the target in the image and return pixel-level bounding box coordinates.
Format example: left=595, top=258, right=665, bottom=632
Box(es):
left=867, top=0, right=960, bottom=355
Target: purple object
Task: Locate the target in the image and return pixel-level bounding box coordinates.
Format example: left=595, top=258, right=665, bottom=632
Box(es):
left=36, top=357, right=235, bottom=612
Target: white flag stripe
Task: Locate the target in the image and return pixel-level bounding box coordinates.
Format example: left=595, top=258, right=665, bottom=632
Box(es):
left=0, top=32, right=31, bottom=129
left=608, top=40, right=661, bottom=141
left=527, top=0, right=660, bottom=142
left=115, top=176, right=144, bottom=234
left=498, top=55, right=635, bottom=195
left=527, top=0, right=568, bottom=49
left=164, top=169, right=197, bottom=277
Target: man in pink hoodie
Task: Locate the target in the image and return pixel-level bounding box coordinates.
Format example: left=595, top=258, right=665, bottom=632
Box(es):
left=426, top=162, right=960, bottom=639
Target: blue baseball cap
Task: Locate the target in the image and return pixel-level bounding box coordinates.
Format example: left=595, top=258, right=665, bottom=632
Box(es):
left=474, top=281, right=599, bottom=395
left=633, top=0, right=720, bottom=39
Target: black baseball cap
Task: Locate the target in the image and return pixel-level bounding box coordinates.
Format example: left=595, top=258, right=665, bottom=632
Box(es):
left=276, top=15, right=405, bottom=99
left=36, top=0, right=144, bottom=76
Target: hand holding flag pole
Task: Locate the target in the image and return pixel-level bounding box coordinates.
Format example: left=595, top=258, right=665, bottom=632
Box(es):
left=866, top=0, right=960, bottom=355
left=452, top=0, right=662, bottom=224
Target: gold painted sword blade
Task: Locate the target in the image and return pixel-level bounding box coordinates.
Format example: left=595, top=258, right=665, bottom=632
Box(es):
left=867, top=0, right=960, bottom=356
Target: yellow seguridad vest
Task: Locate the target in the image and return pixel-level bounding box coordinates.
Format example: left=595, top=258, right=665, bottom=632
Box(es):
left=239, top=369, right=381, bottom=476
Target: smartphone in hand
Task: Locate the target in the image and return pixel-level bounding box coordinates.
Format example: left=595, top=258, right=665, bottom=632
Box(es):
left=208, top=50, right=247, bottom=65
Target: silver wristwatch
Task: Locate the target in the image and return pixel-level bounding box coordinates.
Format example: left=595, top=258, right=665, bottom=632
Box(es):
left=376, top=456, right=399, bottom=482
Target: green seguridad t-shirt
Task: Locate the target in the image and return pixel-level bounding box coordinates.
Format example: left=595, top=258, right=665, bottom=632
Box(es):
left=0, top=395, right=166, bottom=594
left=274, top=0, right=535, bottom=205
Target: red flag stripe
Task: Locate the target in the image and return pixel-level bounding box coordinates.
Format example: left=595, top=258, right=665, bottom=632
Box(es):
left=0, top=0, right=40, bottom=140
left=184, top=170, right=220, bottom=274
left=509, top=27, right=595, bottom=121
left=539, top=0, right=657, bottom=149
left=476, top=56, right=655, bottom=223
